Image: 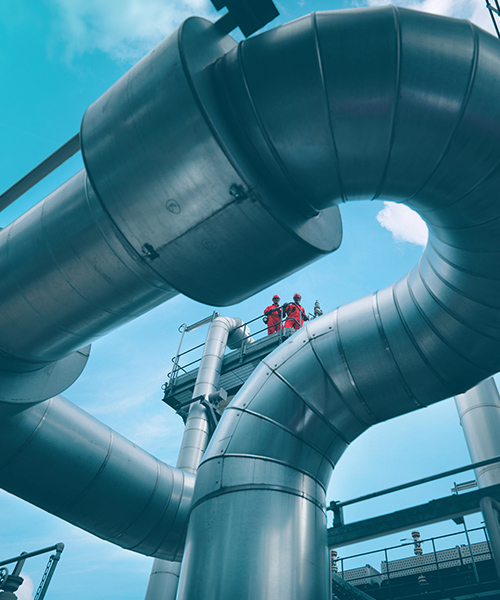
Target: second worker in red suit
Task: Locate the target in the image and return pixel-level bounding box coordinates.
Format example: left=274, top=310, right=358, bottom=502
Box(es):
left=264, top=294, right=283, bottom=334
left=284, top=293, right=309, bottom=330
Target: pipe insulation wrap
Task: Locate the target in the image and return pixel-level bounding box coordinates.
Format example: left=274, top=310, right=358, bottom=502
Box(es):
left=0, top=169, right=177, bottom=389
left=177, top=8, right=500, bottom=600
left=145, top=316, right=246, bottom=600
left=0, top=15, right=340, bottom=397
left=81, top=16, right=342, bottom=307
left=455, top=378, right=500, bottom=487
left=0, top=396, right=194, bottom=560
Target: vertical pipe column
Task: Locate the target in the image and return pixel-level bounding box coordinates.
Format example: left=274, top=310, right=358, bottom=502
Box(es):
left=455, top=377, right=500, bottom=577
left=455, top=378, right=500, bottom=487
left=144, top=317, right=248, bottom=600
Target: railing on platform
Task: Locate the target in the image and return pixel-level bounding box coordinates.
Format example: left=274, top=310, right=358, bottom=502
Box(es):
left=163, top=310, right=308, bottom=396
left=0, top=544, right=64, bottom=600
left=332, top=526, right=498, bottom=599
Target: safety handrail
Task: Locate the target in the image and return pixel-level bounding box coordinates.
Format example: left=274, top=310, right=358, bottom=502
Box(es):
left=335, top=526, right=495, bottom=588
left=164, top=311, right=310, bottom=393
left=163, top=299, right=320, bottom=396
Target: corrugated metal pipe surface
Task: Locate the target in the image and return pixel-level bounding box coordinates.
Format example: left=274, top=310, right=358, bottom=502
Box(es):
left=0, top=15, right=340, bottom=403
left=177, top=8, right=500, bottom=600
left=0, top=396, right=194, bottom=561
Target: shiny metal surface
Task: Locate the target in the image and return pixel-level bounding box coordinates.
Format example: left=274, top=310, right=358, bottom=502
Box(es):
left=0, top=15, right=340, bottom=403
left=177, top=316, right=247, bottom=473
left=144, top=561, right=181, bottom=600
left=0, top=345, right=90, bottom=403
left=177, top=8, right=500, bottom=600
left=145, top=316, right=245, bottom=600
left=455, top=378, right=500, bottom=488
left=3, top=6, right=500, bottom=597
left=0, top=396, right=194, bottom=560
left=0, top=169, right=177, bottom=397
left=81, top=17, right=341, bottom=307
left=455, top=379, right=500, bottom=578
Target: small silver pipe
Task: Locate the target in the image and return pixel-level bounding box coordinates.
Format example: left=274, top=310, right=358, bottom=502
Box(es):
left=177, top=316, right=247, bottom=473
left=143, top=560, right=181, bottom=600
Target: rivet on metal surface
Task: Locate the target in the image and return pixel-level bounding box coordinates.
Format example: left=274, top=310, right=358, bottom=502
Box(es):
left=165, top=199, right=181, bottom=214
left=229, top=183, right=248, bottom=202
left=141, top=243, right=160, bottom=261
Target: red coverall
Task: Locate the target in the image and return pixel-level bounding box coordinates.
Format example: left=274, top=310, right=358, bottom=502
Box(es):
left=264, top=304, right=282, bottom=334
left=284, top=303, right=308, bottom=329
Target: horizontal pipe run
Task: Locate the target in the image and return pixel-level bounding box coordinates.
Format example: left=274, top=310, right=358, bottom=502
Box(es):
left=0, top=396, right=194, bottom=561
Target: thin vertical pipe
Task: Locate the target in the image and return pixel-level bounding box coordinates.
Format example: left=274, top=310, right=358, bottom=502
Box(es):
left=463, top=517, right=480, bottom=584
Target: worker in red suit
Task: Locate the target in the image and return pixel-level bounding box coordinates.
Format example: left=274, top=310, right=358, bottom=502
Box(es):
left=264, top=294, right=283, bottom=334
left=283, top=293, right=309, bottom=330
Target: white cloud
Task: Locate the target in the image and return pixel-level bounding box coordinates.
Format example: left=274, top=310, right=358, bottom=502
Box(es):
left=365, top=0, right=495, bottom=34
left=16, top=574, right=34, bottom=600
left=376, top=201, right=428, bottom=246
left=51, top=0, right=214, bottom=62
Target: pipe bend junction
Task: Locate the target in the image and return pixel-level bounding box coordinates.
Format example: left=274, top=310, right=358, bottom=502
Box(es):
left=182, top=9, right=500, bottom=593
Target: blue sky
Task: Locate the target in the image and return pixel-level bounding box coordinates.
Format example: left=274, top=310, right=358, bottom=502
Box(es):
left=0, top=0, right=497, bottom=598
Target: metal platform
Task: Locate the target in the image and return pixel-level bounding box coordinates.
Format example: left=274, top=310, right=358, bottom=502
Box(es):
left=162, top=330, right=283, bottom=418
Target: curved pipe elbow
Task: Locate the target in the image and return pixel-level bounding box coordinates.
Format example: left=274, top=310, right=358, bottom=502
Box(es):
left=193, top=4, right=500, bottom=500
left=0, top=396, right=194, bottom=561
left=179, top=9, right=500, bottom=598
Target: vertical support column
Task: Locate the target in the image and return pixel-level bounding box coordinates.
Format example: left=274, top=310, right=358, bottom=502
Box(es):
left=144, top=317, right=247, bottom=600
left=455, top=377, right=500, bottom=578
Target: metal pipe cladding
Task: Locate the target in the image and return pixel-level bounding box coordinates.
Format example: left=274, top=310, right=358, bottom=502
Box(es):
left=177, top=8, right=500, bottom=600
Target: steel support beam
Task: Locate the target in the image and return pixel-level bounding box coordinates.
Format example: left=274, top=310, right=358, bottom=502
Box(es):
left=328, top=483, right=500, bottom=548
left=0, top=134, right=80, bottom=212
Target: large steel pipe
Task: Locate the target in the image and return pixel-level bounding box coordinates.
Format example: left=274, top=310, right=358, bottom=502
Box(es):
left=455, top=378, right=500, bottom=488
left=178, top=8, right=500, bottom=599
left=0, top=17, right=341, bottom=403
left=145, top=316, right=248, bottom=600
left=0, top=11, right=341, bottom=570
left=0, top=396, right=194, bottom=560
